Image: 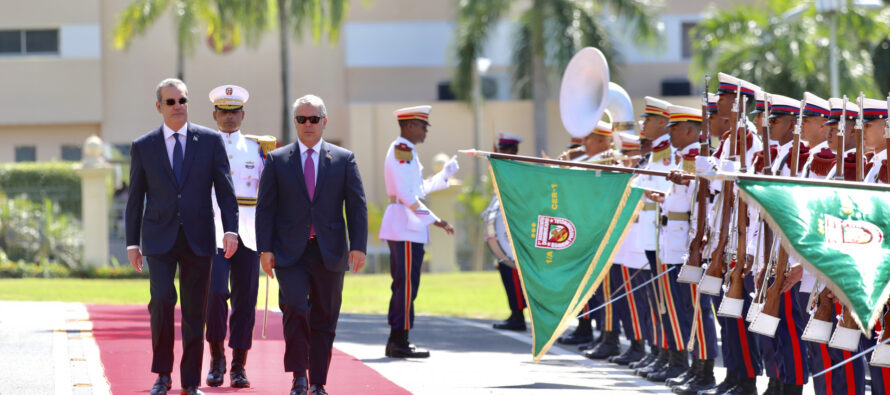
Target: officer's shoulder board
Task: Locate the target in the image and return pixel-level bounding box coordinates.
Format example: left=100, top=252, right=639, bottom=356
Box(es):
left=394, top=143, right=414, bottom=163
left=244, top=134, right=278, bottom=157
left=682, top=149, right=699, bottom=173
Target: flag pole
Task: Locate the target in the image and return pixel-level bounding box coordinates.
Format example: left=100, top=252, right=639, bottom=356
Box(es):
left=712, top=171, right=890, bottom=192
left=460, top=150, right=695, bottom=180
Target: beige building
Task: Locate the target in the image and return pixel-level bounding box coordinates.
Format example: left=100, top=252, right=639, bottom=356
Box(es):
left=1, top=0, right=747, bottom=189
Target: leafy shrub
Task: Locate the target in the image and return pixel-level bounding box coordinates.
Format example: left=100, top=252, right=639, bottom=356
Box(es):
left=0, top=162, right=81, bottom=217
left=0, top=194, right=83, bottom=268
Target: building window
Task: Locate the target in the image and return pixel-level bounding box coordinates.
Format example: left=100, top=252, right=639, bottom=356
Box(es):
left=681, top=22, right=698, bottom=59
left=15, top=146, right=36, bottom=162
left=0, top=29, right=59, bottom=55
left=61, top=145, right=82, bottom=161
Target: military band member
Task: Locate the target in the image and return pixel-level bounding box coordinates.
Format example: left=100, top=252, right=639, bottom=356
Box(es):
left=205, top=85, right=273, bottom=389
left=484, top=131, right=527, bottom=331
left=379, top=105, right=459, bottom=358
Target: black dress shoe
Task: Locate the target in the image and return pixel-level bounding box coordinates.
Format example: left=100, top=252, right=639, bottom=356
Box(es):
left=150, top=374, right=172, bottom=395
left=310, top=384, right=329, bottom=395
left=385, top=339, right=431, bottom=358
left=697, top=372, right=738, bottom=395
left=492, top=317, right=526, bottom=331
left=291, top=377, right=309, bottom=395
left=179, top=387, right=204, bottom=395
left=557, top=320, right=593, bottom=345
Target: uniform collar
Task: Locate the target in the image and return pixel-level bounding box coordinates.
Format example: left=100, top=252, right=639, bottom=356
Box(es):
left=395, top=136, right=415, bottom=149
left=680, top=142, right=698, bottom=155
left=218, top=129, right=242, bottom=140
left=651, top=134, right=670, bottom=147
left=298, top=138, right=324, bottom=155
left=163, top=122, right=188, bottom=139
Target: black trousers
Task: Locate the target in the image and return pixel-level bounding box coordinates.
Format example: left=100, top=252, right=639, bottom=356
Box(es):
left=205, top=236, right=260, bottom=350
left=145, top=227, right=212, bottom=388
left=387, top=241, right=425, bottom=330
left=275, top=240, right=344, bottom=385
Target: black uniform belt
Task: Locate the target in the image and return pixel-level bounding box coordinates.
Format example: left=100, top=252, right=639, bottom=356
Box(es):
left=237, top=197, right=257, bottom=207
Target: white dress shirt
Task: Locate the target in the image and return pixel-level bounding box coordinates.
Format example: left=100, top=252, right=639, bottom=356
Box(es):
left=297, top=138, right=323, bottom=183
left=163, top=123, right=188, bottom=167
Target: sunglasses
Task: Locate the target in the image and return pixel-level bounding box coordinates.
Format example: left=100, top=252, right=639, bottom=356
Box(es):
left=164, top=97, right=188, bottom=106
left=295, top=115, right=324, bottom=124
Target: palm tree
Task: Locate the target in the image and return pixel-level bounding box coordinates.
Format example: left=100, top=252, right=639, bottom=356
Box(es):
left=690, top=0, right=890, bottom=98
left=112, top=0, right=245, bottom=81
left=452, top=0, right=661, bottom=156
left=272, top=0, right=349, bottom=142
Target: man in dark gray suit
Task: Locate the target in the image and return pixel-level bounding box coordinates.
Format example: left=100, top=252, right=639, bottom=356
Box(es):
left=256, top=94, right=368, bottom=395
left=126, top=78, right=240, bottom=395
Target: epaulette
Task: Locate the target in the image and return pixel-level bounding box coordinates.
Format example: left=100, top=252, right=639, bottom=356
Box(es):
left=394, top=143, right=414, bottom=163
left=795, top=144, right=811, bottom=173
left=810, top=148, right=836, bottom=177
left=682, top=149, right=699, bottom=173
left=244, top=134, right=278, bottom=157
left=842, top=151, right=862, bottom=181
left=652, top=140, right=671, bottom=164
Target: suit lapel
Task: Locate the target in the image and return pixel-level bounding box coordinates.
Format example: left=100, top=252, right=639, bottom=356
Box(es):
left=153, top=126, right=177, bottom=188
left=313, top=142, right=330, bottom=200
left=288, top=143, right=311, bottom=202
left=179, top=123, right=198, bottom=187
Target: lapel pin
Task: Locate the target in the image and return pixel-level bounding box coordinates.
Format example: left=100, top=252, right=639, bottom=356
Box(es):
left=326, top=153, right=333, bottom=160
left=193, top=136, right=198, bottom=141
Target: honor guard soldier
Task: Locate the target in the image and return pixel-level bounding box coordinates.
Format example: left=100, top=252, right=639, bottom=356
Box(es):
left=630, top=96, right=675, bottom=375
left=824, top=98, right=860, bottom=180
left=605, top=133, right=653, bottom=366
left=863, top=98, right=888, bottom=184
left=379, top=105, right=459, bottom=358
left=205, top=85, right=276, bottom=388
left=558, top=121, right=616, bottom=347
left=483, top=132, right=527, bottom=331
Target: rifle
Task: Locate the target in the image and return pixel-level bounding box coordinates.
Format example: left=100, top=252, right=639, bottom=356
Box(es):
left=754, top=95, right=805, bottom=337
left=835, top=96, right=848, bottom=181
left=679, top=75, right=712, bottom=283
left=857, top=92, right=866, bottom=181
left=700, top=85, right=743, bottom=294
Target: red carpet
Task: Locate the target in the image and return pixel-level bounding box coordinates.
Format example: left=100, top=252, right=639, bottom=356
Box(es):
left=87, top=304, right=409, bottom=394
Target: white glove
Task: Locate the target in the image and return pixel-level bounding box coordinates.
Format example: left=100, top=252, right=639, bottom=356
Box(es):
left=443, top=155, right=460, bottom=178
left=695, top=156, right=718, bottom=174
left=720, top=158, right=740, bottom=173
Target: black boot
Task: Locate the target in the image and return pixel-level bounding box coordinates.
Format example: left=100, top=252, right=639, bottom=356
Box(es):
left=724, top=377, right=758, bottom=395
left=780, top=383, right=801, bottom=395
left=629, top=346, right=658, bottom=369
left=610, top=339, right=647, bottom=365
left=647, top=349, right=689, bottom=382
left=666, top=357, right=701, bottom=387
left=584, top=331, right=621, bottom=359
left=698, top=372, right=740, bottom=395
left=385, top=329, right=430, bottom=358
left=672, top=359, right=715, bottom=394
left=206, top=342, right=225, bottom=387
left=493, top=310, right=526, bottom=331
left=559, top=319, right=593, bottom=345
left=761, top=378, right=782, bottom=395
left=230, top=349, right=250, bottom=388
left=636, top=348, right=669, bottom=377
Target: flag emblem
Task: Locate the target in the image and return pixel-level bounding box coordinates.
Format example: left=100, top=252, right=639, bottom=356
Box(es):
left=535, top=215, right=576, bottom=249
left=820, top=214, right=884, bottom=247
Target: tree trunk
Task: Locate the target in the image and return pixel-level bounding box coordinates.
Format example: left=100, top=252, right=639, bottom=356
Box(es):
left=531, top=52, right=548, bottom=156
left=278, top=0, right=292, bottom=143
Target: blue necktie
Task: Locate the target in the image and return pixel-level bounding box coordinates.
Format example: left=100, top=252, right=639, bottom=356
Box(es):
left=172, top=133, right=183, bottom=185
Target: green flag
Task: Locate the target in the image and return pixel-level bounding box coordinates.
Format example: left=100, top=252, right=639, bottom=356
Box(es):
left=489, top=158, right=644, bottom=361
left=736, top=177, right=890, bottom=333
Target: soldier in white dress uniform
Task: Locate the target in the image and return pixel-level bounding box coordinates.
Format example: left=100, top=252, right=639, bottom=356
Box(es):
left=379, top=105, right=459, bottom=358
left=206, top=85, right=277, bottom=388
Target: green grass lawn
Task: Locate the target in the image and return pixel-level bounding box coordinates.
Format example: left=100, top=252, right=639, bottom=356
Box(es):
left=0, top=271, right=513, bottom=320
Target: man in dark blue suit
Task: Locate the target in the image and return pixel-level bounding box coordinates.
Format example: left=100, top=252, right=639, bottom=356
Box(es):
left=126, top=78, right=240, bottom=395
left=256, top=94, right=368, bottom=395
